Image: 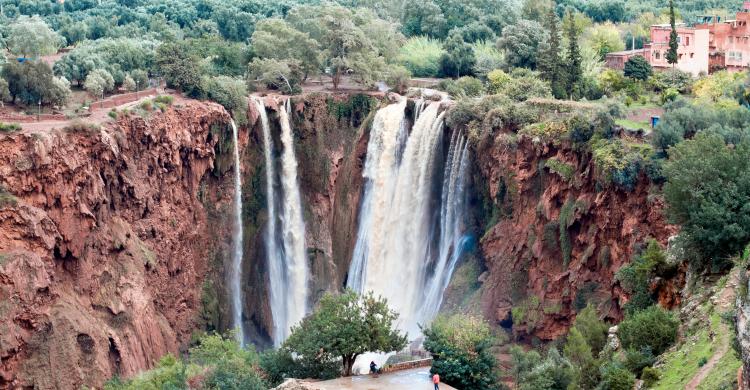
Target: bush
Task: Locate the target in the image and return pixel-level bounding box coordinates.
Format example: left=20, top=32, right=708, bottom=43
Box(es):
left=154, top=95, right=174, bottom=105
left=663, top=133, right=750, bottom=268
left=623, top=55, right=652, bottom=81
left=649, top=68, right=693, bottom=93
left=618, top=305, right=678, bottom=356
left=424, top=314, right=498, bottom=390
left=697, top=356, right=708, bottom=367
left=385, top=65, right=411, bottom=94
left=63, top=119, right=101, bottom=134
left=641, top=366, right=660, bottom=387
left=396, top=36, right=444, bottom=77
left=0, top=123, right=22, bottom=132
left=623, top=347, right=655, bottom=376
left=598, top=363, right=636, bottom=390
left=487, top=69, right=511, bottom=94
left=568, top=114, right=594, bottom=144
left=104, top=354, right=187, bottom=390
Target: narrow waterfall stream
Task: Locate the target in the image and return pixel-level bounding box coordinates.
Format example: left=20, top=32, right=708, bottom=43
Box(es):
left=348, top=97, right=470, bottom=339
left=229, top=119, right=246, bottom=346
left=276, top=99, right=309, bottom=345
left=255, top=97, right=309, bottom=346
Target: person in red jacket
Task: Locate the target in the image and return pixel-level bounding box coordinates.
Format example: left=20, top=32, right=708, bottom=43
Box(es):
left=432, top=373, right=440, bottom=390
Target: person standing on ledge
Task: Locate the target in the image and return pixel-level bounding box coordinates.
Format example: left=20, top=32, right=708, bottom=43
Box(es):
left=432, top=373, right=440, bottom=390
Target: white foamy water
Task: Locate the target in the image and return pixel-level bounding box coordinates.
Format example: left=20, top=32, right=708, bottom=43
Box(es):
left=229, top=119, right=246, bottom=346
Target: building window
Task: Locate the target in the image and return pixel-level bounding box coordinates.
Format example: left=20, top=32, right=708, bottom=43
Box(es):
left=690, top=53, right=694, bottom=58
left=730, top=36, right=734, bottom=43
left=686, top=36, right=690, bottom=45
left=677, top=36, right=681, bottom=44
left=655, top=51, right=661, bottom=59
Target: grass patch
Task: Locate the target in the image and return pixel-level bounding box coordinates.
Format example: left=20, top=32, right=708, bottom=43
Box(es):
left=616, top=118, right=650, bottom=130
left=0, top=122, right=21, bottom=132
left=544, top=157, right=575, bottom=182
left=696, top=339, right=742, bottom=390
left=652, top=311, right=722, bottom=389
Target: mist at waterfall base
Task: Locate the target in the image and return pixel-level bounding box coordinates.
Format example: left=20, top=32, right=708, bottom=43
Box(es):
left=229, top=119, right=246, bottom=346
left=347, top=98, right=472, bottom=371
left=254, top=97, right=310, bottom=347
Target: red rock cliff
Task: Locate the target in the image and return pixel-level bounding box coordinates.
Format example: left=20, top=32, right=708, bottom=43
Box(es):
left=474, top=134, right=676, bottom=341
left=0, top=101, right=230, bottom=389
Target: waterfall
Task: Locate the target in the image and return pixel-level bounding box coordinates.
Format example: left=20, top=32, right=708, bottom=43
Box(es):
left=348, top=98, right=470, bottom=337
left=255, top=97, right=309, bottom=346
left=276, top=99, right=309, bottom=344
left=229, top=119, right=246, bottom=346
left=420, top=130, right=470, bottom=321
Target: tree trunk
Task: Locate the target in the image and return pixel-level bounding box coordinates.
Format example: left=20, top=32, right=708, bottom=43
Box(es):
left=342, top=354, right=358, bottom=376
left=332, top=71, right=341, bottom=90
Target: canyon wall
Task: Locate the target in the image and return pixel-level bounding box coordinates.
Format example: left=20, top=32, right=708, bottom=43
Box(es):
left=0, top=92, right=679, bottom=387
left=472, top=132, right=676, bottom=341
left=0, top=101, right=231, bottom=388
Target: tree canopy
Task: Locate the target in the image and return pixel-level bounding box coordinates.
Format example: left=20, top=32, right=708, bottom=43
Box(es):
left=283, top=289, right=407, bottom=377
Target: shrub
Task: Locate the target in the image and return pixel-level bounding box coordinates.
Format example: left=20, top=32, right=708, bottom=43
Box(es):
left=424, top=314, right=498, bottom=390
left=108, top=110, right=118, bottom=119
left=472, top=41, right=504, bottom=77
left=396, top=36, right=445, bottom=77
left=568, top=114, right=594, bottom=144
left=649, top=68, right=693, bottom=93
left=618, top=305, right=678, bottom=356
left=573, top=304, right=608, bottom=355
left=591, top=139, right=652, bottom=191
left=385, top=65, right=411, bottom=94
left=641, top=366, right=660, bottom=387
left=697, top=356, right=708, bottom=367
left=487, top=69, right=511, bottom=94
left=623, top=347, right=655, bottom=376
left=154, top=95, right=174, bottom=105
left=663, top=133, right=750, bottom=269
left=623, top=55, right=652, bottom=81
left=598, top=363, right=636, bottom=390
left=63, top=119, right=100, bottom=134
left=0, top=123, right=22, bottom=132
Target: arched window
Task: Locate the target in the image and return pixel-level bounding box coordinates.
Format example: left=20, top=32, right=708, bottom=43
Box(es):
left=655, top=52, right=661, bottom=59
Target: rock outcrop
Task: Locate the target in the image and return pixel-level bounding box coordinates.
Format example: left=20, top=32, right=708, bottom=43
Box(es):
left=0, top=101, right=231, bottom=388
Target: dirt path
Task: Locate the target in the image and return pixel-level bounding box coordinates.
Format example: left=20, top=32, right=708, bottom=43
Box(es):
left=685, top=270, right=739, bottom=390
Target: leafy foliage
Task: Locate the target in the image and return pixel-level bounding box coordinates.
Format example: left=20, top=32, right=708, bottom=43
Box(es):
left=283, top=289, right=407, bottom=377
left=623, top=55, right=652, bottom=80
left=424, top=314, right=499, bottom=390
left=618, top=305, right=678, bottom=356
left=663, top=132, right=750, bottom=268
left=6, top=15, right=63, bottom=58
left=396, top=36, right=445, bottom=77
left=497, top=19, right=548, bottom=69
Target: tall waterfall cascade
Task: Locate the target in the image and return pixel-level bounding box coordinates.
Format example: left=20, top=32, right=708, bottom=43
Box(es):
left=255, top=97, right=310, bottom=347
left=229, top=119, right=246, bottom=346
left=348, top=96, right=471, bottom=338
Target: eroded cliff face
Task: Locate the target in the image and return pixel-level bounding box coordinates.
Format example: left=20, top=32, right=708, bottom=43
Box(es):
left=472, top=134, right=676, bottom=341
left=0, top=101, right=231, bottom=389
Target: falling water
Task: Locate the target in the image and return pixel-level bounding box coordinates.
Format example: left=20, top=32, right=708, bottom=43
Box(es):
left=420, top=130, right=471, bottom=321
left=255, top=97, right=309, bottom=346
left=229, top=119, right=246, bottom=346
left=348, top=98, right=469, bottom=338
left=276, top=99, right=309, bottom=344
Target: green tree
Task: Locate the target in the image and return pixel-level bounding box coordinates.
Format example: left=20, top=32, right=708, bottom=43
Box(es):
left=204, top=76, right=247, bottom=118
left=618, top=305, right=678, bottom=355
left=667, top=0, right=678, bottom=66
left=130, top=69, right=149, bottom=91
left=623, top=55, right=653, bottom=80
left=663, top=132, right=750, bottom=267
left=563, top=328, right=600, bottom=389
left=582, top=23, right=625, bottom=59
left=439, top=32, right=476, bottom=78
left=250, top=19, right=321, bottom=80
left=122, top=75, right=136, bottom=92
left=246, top=58, right=303, bottom=94
left=564, top=11, right=583, bottom=98
left=497, top=19, right=548, bottom=69
left=284, top=290, right=407, bottom=377
left=423, top=314, right=498, bottom=390
left=2, top=60, right=57, bottom=106
left=84, top=68, right=115, bottom=99
left=6, top=15, right=63, bottom=58
left=572, top=304, right=608, bottom=354
left=538, top=5, right=565, bottom=98
left=598, top=363, right=636, bottom=390
left=156, top=41, right=203, bottom=96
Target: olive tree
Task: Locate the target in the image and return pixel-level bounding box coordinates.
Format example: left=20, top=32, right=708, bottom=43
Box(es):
left=6, top=15, right=63, bottom=58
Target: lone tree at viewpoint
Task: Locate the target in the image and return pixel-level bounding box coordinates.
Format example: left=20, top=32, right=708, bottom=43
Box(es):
left=284, top=289, right=408, bottom=377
